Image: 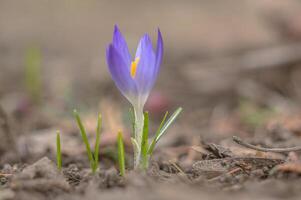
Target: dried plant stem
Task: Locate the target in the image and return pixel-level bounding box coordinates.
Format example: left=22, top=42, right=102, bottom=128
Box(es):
left=233, top=136, right=301, bottom=153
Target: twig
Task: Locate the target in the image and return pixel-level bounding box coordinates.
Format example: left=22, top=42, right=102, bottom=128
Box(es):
left=0, top=173, right=13, bottom=177
left=208, top=167, right=242, bottom=182
left=169, top=161, right=185, bottom=175
left=233, top=136, right=301, bottom=153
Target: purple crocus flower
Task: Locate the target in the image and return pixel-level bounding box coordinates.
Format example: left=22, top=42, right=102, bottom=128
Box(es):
left=106, top=25, right=163, bottom=111
left=106, top=25, right=163, bottom=167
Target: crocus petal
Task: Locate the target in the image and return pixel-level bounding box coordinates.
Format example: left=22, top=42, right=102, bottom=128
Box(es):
left=134, top=34, right=156, bottom=95
left=112, top=25, right=131, bottom=68
left=155, top=29, right=163, bottom=77
left=106, top=44, right=137, bottom=101
left=106, top=26, right=163, bottom=109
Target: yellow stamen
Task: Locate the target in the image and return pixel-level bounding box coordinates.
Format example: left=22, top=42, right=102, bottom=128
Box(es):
left=130, top=57, right=140, bottom=78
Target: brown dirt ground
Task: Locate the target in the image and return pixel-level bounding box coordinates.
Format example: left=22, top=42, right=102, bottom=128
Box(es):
left=1, top=0, right=301, bottom=199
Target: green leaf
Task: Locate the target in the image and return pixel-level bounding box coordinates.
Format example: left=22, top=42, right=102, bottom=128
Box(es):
left=93, top=114, right=102, bottom=172
left=117, top=131, right=125, bottom=176
left=148, top=111, right=168, bottom=155
left=148, top=107, right=182, bottom=155
left=73, top=109, right=95, bottom=171
left=140, top=112, right=149, bottom=169
left=56, top=130, right=62, bottom=171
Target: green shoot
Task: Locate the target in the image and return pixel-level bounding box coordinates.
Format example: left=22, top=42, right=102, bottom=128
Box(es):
left=56, top=130, right=62, bottom=171
left=93, top=114, right=102, bottom=172
left=117, top=131, right=125, bottom=176
left=140, top=112, right=149, bottom=169
left=73, top=110, right=95, bottom=172
left=73, top=110, right=103, bottom=173
left=25, top=46, right=42, bottom=103
left=148, top=107, right=183, bottom=155
left=148, top=111, right=168, bottom=155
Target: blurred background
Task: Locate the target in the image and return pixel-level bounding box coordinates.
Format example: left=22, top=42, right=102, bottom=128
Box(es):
left=1, top=0, right=301, bottom=164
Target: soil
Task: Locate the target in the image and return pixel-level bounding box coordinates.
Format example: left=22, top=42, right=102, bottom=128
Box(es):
left=1, top=0, right=301, bottom=199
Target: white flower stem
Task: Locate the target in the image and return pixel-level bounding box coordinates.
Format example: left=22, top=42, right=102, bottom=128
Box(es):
left=133, top=105, right=144, bottom=169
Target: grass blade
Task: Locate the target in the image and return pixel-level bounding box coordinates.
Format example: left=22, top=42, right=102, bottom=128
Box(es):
left=148, top=111, right=168, bottom=155
left=148, top=107, right=182, bottom=155
left=140, top=111, right=149, bottom=169
left=155, top=107, right=182, bottom=142
left=73, top=109, right=94, bottom=171
left=117, top=131, right=125, bottom=176
left=93, top=114, right=102, bottom=172
left=56, top=130, right=62, bottom=171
